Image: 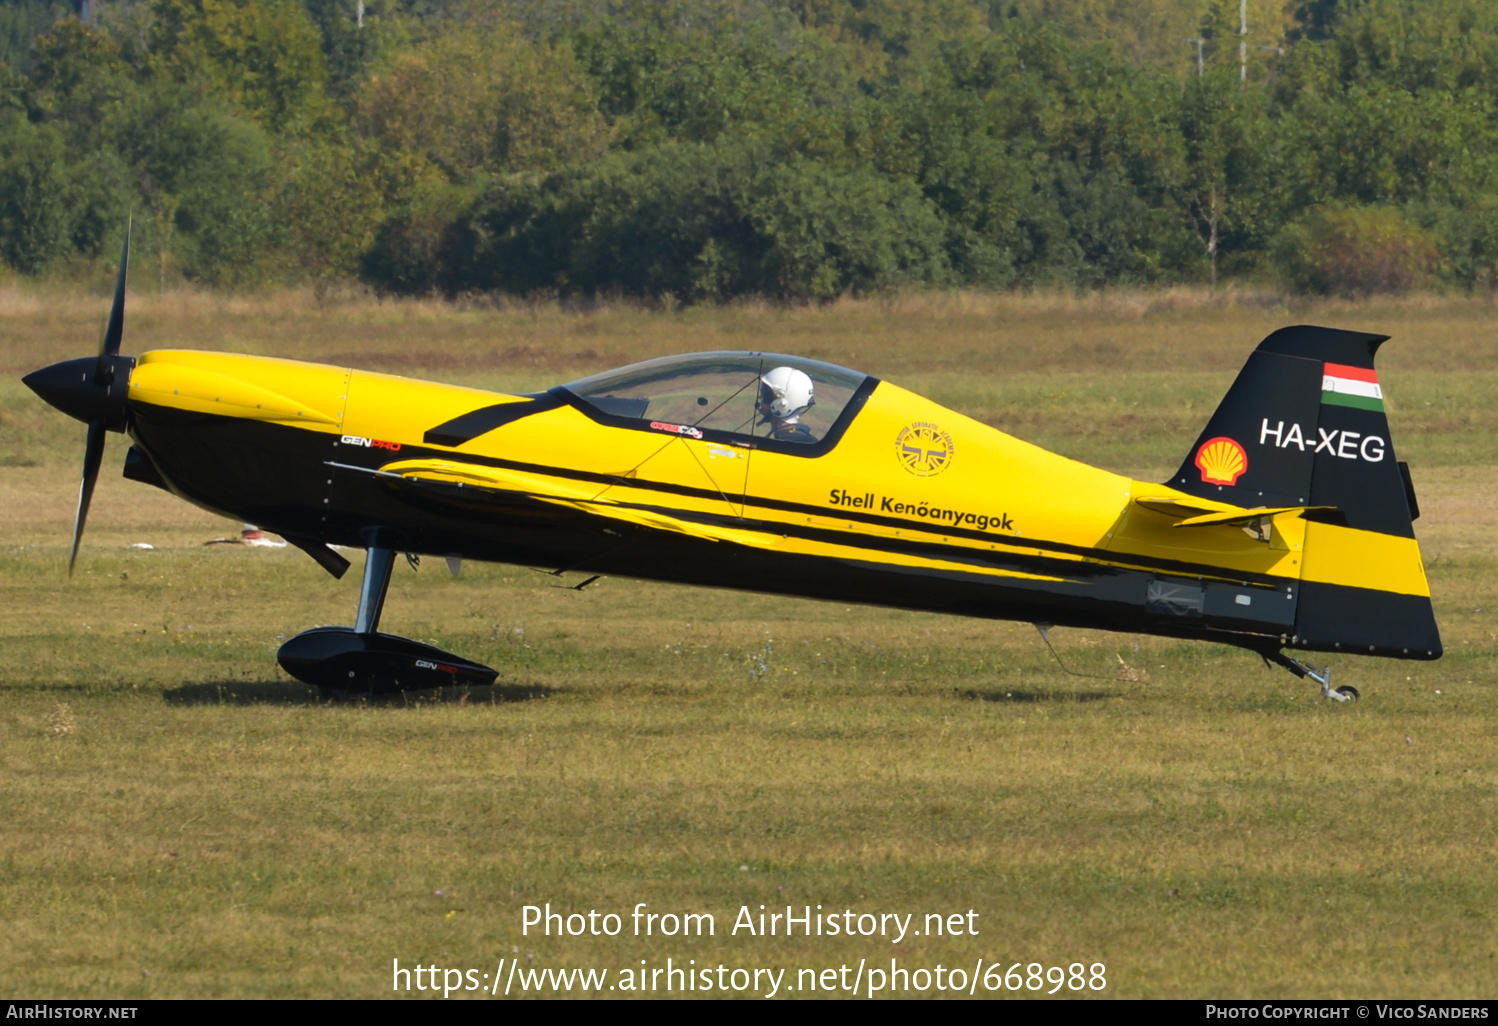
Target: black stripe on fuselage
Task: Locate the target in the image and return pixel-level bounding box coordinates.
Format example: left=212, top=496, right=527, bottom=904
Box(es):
left=423, top=394, right=562, bottom=446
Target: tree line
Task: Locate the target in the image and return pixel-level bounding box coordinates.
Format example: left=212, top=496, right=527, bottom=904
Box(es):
left=2, top=0, right=1497, bottom=300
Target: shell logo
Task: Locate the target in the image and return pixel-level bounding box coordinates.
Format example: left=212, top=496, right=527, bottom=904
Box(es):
left=1194, top=436, right=1248, bottom=485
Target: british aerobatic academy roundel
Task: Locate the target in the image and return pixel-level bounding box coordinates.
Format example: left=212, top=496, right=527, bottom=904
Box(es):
left=896, top=422, right=955, bottom=477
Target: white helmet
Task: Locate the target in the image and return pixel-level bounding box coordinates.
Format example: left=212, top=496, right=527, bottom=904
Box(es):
left=758, top=366, right=815, bottom=420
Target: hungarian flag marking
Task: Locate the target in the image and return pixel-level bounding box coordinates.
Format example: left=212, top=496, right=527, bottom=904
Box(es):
left=1322, top=362, right=1384, bottom=411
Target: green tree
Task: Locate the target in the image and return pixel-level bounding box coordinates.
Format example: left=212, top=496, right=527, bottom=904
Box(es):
left=1178, top=68, right=1278, bottom=285
left=269, top=131, right=385, bottom=294
left=149, top=0, right=332, bottom=132
left=356, top=16, right=610, bottom=185
left=795, top=0, right=987, bottom=74
left=750, top=155, right=952, bottom=298
left=302, top=0, right=407, bottom=108
left=0, top=0, right=68, bottom=74
left=0, top=111, right=72, bottom=273
left=370, top=139, right=953, bottom=301
left=0, top=53, right=27, bottom=112
left=115, top=83, right=276, bottom=284
left=866, top=73, right=1034, bottom=286
left=564, top=0, right=862, bottom=152
left=27, top=18, right=139, bottom=146
left=946, top=25, right=1194, bottom=283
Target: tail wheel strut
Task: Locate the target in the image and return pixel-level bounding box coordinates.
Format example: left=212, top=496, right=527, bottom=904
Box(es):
left=1262, top=650, right=1359, bottom=702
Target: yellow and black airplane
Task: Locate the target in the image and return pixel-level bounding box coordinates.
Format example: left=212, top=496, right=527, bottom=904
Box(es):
left=26, top=233, right=1439, bottom=699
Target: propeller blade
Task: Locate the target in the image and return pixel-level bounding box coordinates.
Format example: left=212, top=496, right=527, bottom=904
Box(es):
left=69, top=420, right=107, bottom=576
left=97, top=221, right=131, bottom=381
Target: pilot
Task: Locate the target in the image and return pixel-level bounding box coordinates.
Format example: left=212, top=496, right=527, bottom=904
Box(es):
left=758, top=366, right=817, bottom=443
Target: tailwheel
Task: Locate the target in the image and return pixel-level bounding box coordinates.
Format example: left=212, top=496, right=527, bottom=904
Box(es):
left=1262, top=649, right=1358, bottom=702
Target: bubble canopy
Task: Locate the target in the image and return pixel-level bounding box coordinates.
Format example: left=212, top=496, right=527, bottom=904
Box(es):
left=557, top=352, right=876, bottom=454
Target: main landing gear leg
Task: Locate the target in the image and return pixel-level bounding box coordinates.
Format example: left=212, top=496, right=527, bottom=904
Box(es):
left=276, top=532, right=498, bottom=696
left=354, top=543, right=395, bottom=635
left=1262, top=650, right=1359, bottom=702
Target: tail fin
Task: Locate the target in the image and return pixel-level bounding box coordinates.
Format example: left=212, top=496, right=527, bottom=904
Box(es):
left=1169, top=325, right=1440, bottom=660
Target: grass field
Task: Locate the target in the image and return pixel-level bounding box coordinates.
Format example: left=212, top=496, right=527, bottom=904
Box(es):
left=1, top=288, right=1494, bottom=999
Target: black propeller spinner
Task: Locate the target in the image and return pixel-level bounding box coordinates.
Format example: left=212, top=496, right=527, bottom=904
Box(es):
left=22, top=224, right=135, bottom=574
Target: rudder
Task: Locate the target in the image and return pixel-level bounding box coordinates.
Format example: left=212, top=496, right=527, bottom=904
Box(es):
left=1168, top=325, right=1440, bottom=660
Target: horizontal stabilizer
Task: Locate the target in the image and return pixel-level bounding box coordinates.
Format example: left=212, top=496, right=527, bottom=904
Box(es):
left=1173, top=506, right=1336, bottom=529
left=1136, top=495, right=1336, bottom=528
left=1134, top=496, right=1235, bottom=518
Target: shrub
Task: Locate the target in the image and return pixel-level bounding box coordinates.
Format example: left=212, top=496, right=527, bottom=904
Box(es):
left=360, top=180, right=477, bottom=296
left=1406, top=199, right=1498, bottom=292
left=1273, top=206, right=1439, bottom=296
left=408, top=143, right=953, bottom=302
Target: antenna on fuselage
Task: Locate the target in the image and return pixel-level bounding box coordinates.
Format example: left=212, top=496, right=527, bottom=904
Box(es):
left=1032, top=623, right=1147, bottom=683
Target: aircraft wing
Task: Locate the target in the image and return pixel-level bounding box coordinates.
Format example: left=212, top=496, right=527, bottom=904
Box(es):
left=366, top=460, right=1066, bottom=587
left=372, top=458, right=778, bottom=547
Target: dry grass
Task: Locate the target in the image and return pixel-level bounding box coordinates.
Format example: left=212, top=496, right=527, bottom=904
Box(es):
left=0, top=288, right=1494, bottom=999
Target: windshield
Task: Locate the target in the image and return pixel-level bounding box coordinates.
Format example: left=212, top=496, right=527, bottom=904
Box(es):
left=561, top=352, right=870, bottom=448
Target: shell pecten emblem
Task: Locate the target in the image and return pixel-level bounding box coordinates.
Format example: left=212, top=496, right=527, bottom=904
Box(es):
left=1194, top=436, right=1248, bottom=485
left=896, top=422, right=955, bottom=477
